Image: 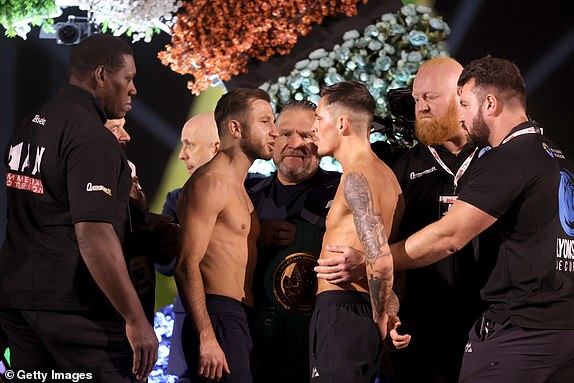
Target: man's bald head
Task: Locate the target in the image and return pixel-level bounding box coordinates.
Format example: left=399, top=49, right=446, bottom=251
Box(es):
left=179, top=112, right=220, bottom=175
left=412, top=57, right=464, bottom=146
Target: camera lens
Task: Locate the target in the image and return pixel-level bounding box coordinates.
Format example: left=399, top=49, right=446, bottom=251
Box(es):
left=58, top=24, right=79, bottom=45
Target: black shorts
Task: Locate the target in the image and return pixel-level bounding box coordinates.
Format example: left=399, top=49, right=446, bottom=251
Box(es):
left=309, top=291, right=383, bottom=383
left=182, top=294, right=253, bottom=383
left=0, top=309, right=135, bottom=382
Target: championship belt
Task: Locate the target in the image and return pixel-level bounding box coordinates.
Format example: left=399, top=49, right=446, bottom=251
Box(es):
left=264, top=220, right=323, bottom=316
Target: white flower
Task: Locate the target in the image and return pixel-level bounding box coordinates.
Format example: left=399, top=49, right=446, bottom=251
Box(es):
left=259, top=5, right=450, bottom=117
left=76, top=0, right=182, bottom=42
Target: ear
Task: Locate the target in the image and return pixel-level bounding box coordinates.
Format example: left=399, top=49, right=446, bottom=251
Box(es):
left=338, top=115, right=351, bottom=136
left=212, top=141, right=221, bottom=154
left=94, top=65, right=105, bottom=88
left=483, top=94, right=499, bottom=116
left=228, top=120, right=242, bottom=138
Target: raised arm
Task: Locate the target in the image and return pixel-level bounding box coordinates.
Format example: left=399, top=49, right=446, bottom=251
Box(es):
left=174, top=174, right=230, bottom=381
left=391, top=199, right=497, bottom=271
left=343, top=172, right=394, bottom=341
left=74, top=222, right=158, bottom=381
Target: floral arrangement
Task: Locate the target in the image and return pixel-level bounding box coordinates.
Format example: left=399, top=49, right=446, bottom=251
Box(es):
left=259, top=3, right=450, bottom=116
left=158, top=0, right=367, bottom=95
left=0, top=0, right=60, bottom=39
left=1, top=0, right=181, bottom=42
left=72, top=0, right=182, bottom=43
left=150, top=304, right=179, bottom=383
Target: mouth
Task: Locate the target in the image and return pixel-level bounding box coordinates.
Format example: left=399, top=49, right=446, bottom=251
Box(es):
left=283, top=151, right=305, bottom=160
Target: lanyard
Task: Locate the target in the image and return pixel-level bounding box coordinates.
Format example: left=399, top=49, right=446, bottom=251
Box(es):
left=428, top=146, right=478, bottom=192
left=501, top=126, right=542, bottom=145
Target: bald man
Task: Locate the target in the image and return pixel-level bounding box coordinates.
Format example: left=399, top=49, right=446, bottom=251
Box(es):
left=389, top=57, right=490, bottom=383
left=162, top=112, right=220, bottom=219
left=178, top=112, right=221, bottom=176
left=160, top=112, right=220, bottom=381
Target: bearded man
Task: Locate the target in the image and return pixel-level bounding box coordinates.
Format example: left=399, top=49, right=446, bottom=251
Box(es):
left=388, top=57, right=491, bottom=383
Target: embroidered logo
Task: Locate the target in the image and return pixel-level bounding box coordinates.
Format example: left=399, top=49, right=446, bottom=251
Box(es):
left=464, top=341, right=473, bottom=353
left=86, top=182, right=112, bottom=196
left=409, top=166, right=437, bottom=180
left=32, top=114, right=46, bottom=125
left=543, top=142, right=565, bottom=159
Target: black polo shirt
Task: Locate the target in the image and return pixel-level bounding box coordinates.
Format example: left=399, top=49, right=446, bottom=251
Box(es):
left=0, top=84, right=131, bottom=311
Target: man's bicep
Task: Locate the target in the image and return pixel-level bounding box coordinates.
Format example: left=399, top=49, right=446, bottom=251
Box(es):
left=441, top=200, right=497, bottom=246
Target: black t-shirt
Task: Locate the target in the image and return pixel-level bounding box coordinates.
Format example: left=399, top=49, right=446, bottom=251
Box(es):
left=392, top=144, right=486, bottom=333
left=459, top=122, right=574, bottom=329
left=0, top=84, right=132, bottom=311
left=246, top=169, right=340, bottom=302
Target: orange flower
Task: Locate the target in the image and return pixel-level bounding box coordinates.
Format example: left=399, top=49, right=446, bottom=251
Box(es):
left=158, top=0, right=366, bottom=95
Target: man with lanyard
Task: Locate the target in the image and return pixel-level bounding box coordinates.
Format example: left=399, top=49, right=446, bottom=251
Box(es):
left=389, top=55, right=574, bottom=382
left=390, top=57, right=488, bottom=383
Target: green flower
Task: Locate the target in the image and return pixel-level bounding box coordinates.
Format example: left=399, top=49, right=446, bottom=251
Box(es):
left=260, top=4, right=450, bottom=116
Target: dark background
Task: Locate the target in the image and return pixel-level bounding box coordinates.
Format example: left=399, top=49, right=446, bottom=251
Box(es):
left=1, top=0, right=574, bottom=245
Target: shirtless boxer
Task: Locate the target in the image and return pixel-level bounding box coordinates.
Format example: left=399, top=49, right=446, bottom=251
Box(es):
left=309, top=81, right=405, bottom=383
left=175, top=88, right=278, bottom=383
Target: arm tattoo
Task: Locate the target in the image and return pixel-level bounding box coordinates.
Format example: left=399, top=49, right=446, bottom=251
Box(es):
left=344, top=172, right=392, bottom=316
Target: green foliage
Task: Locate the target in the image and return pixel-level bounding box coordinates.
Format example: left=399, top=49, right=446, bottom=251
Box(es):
left=0, top=0, right=57, bottom=37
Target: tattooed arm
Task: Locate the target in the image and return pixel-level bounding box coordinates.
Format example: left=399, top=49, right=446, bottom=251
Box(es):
left=343, top=172, right=394, bottom=341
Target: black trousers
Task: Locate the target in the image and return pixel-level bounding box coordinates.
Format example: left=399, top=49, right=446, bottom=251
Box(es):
left=460, top=317, right=574, bottom=383
left=0, top=309, right=136, bottom=383
left=309, top=291, right=383, bottom=383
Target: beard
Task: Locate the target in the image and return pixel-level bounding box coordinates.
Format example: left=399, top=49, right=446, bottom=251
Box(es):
left=275, top=147, right=319, bottom=183
left=466, top=111, right=490, bottom=148
left=240, top=124, right=272, bottom=161
left=415, top=98, right=461, bottom=146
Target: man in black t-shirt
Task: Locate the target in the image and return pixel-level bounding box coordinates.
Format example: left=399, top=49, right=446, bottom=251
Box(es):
left=0, top=35, right=157, bottom=382
left=389, top=57, right=487, bottom=383
left=389, top=56, right=574, bottom=382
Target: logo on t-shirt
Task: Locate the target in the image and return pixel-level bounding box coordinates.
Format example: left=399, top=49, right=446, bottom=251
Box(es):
left=558, top=169, right=574, bottom=236
left=556, top=169, right=574, bottom=273
left=543, top=142, right=565, bottom=159
left=86, top=182, right=112, bottom=196
left=409, top=166, right=437, bottom=180
left=32, top=114, right=46, bottom=125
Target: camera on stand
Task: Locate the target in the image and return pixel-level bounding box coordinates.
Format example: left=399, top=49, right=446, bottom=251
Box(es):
left=370, top=87, right=416, bottom=165
left=39, top=15, right=99, bottom=45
